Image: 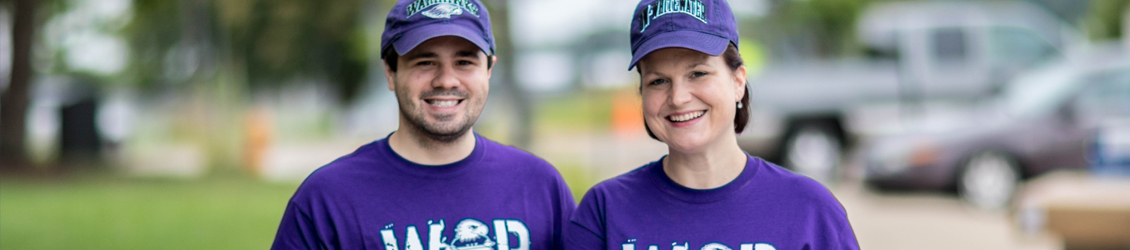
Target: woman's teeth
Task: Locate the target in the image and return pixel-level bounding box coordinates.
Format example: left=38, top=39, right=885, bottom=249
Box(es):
left=668, top=111, right=705, bottom=122
left=428, top=100, right=459, bottom=108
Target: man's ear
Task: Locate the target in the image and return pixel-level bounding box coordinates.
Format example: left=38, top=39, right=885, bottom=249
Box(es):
left=733, top=65, right=747, bottom=102
left=486, top=55, right=498, bottom=77
left=383, top=60, right=396, bottom=91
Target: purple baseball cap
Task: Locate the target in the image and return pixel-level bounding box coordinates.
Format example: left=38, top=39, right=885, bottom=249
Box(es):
left=628, top=0, right=739, bottom=70
left=380, top=0, right=495, bottom=59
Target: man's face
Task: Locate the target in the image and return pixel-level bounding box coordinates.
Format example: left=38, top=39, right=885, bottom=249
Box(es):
left=385, top=36, right=492, bottom=142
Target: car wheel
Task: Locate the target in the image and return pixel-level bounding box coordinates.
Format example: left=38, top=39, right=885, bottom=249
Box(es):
left=958, top=152, right=1020, bottom=210
left=783, top=124, right=843, bottom=182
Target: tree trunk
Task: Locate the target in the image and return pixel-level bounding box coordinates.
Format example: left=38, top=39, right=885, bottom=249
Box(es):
left=486, top=0, right=533, bottom=149
left=1, top=0, right=37, bottom=170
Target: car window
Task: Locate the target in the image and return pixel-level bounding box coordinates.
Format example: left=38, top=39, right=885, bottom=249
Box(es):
left=1000, top=64, right=1078, bottom=117
left=932, top=27, right=967, bottom=63
left=1075, top=69, right=1130, bottom=119
left=988, top=26, right=1057, bottom=67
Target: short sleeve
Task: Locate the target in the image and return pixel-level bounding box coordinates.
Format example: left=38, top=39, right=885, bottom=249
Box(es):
left=814, top=188, right=860, bottom=250
left=551, top=164, right=579, bottom=250
left=271, top=201, right=323, bottom=250
left=565, top=187, right=607, bottom=250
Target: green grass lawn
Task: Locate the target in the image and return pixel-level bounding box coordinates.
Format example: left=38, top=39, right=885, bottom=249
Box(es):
left=0, top=176, right=300, bottom=250
left=0, top=91, right=618, bottom=249
left=0, top=171, right=597, bottom=250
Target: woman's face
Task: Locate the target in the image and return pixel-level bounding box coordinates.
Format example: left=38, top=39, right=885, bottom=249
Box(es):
left=639, top=47, right=746, bottom=153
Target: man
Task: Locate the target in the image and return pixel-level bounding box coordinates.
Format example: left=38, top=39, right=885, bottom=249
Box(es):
left=271, top=0, right=575, bottom=249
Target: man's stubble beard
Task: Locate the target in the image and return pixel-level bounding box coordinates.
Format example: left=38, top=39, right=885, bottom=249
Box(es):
left=395, top=83, right=484, bottom=146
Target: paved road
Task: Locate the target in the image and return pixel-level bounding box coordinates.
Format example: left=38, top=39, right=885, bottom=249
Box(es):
left=830, top=182, right=1061, bottom=250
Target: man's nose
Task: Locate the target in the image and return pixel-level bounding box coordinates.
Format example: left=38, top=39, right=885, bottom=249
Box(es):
left=432, top=64, right=460, bottom=89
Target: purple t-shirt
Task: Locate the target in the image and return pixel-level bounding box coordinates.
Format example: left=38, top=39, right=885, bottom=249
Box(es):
left=272, top=134, right=576, bottom=250
left=566, top=156, right=858, bottom=250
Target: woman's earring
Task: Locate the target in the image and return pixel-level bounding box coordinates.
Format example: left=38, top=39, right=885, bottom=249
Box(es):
left=737, top=102, right=743, bottom=109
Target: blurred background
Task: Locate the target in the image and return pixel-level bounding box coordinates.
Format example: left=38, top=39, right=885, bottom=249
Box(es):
left=1, top=0, right=1129, bottom=249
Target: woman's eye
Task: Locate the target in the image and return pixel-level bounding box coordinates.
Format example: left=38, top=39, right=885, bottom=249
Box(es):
left=690, top=71, right=708, bottom=78
left=648, top=79, right=668, bottom=86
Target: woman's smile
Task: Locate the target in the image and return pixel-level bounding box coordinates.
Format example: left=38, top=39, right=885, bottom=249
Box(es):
left=666, top=110, right=707, bottom=127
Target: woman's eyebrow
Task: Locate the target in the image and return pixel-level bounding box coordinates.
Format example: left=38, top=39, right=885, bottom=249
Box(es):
left=686, top=61, right=708, bottom=70
left=643, top=70, right=669, bottom=79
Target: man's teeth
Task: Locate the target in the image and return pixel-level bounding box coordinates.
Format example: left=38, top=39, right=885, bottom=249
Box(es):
left=429, top=100, right=459, bottom=108
left=669, top=111, right=705, bottom=122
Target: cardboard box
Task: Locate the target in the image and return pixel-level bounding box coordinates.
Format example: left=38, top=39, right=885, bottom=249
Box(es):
left=1014, top=171, right=1130, bottom=249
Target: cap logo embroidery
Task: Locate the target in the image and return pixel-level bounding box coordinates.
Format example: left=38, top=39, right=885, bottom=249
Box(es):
left=406, top=0, right=480, bottom=18
left=421, top=2, right=463, bottom=19
left=638, top=0, right=708, bottom=32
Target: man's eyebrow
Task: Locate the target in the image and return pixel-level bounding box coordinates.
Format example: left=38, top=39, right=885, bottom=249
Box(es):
left=403, top=52, right=439, bottom=62
left=454, top=50, right=482, bottom=59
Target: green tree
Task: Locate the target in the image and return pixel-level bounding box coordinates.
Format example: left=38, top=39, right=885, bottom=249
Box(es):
left=750, top=0, right=872, bottom=59
left=1, top=0, right=45, bottom=170
left=483, top=0, right=532, bottom=149
left=123, top=0, right=370, bottom=103
left=1084, top=0, right=1129, bottom=41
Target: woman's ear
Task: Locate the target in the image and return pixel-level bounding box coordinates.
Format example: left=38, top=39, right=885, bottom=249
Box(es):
left=733, top=65, right=747, bottom=102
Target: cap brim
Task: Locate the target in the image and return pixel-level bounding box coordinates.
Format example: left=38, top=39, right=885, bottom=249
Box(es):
left=628, top=30, right=729, bottom=70
left=391, top=23, right=492, bottom=57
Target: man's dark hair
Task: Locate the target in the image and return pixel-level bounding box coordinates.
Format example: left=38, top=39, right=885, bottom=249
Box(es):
left=640, top=43, right=750, bottom=141
left=382, top=47, right=494, bottom=73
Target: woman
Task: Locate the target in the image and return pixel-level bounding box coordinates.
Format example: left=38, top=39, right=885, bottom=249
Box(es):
left=565, top=0, right=858, bottom=249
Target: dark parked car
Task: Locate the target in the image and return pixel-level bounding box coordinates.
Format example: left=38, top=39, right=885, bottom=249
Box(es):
left=738, top=1, right=1083, bottom=181
left=862, top=47, right=1130, bottom=209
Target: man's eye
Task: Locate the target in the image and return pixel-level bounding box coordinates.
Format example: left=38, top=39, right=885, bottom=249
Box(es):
left=416, top=61, right=435, bottom=66
left=457, top=60, right=475, bottom=66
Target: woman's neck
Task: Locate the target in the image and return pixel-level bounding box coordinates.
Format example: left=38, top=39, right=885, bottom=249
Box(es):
left=662, top=134, right=748, bottom=189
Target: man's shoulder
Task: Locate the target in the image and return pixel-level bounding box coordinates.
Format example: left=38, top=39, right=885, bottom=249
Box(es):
left=478, top=136, right=553, bottom=167
left=479, top=136, right=539, bottom=159
left=291, top=140, right=387, bottom=199
left=316, top=139, right=385, bottom=174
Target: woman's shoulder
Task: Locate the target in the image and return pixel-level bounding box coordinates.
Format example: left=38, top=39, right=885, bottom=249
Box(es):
left=598, top=163, right=653, bottom=190
left=749, top=157, right=846, bottom=212
left=579, top=161, right=659, bottom=200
